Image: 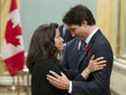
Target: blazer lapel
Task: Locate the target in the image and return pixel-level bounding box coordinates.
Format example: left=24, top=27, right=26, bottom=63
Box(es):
left=78, top=30, right=101, bottom=68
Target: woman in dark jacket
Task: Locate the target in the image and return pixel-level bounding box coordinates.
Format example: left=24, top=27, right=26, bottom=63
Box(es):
left=27, top=23, right=65, bottom=95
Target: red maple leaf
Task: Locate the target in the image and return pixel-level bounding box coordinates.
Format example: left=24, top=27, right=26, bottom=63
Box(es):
left=5, top=20, right=22, bottom=46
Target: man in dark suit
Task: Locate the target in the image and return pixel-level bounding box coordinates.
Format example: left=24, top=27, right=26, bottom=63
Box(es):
left=47, top=4, right=113, bottom=95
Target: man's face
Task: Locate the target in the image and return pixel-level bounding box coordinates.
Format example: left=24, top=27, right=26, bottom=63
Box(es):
left=54, top=28, right=64, bottom=51
left=68, top=24, right=87, bottom=39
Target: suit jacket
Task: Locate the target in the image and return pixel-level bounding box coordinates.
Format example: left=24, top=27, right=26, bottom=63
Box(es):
left=62, top=30, right=113, bottom=95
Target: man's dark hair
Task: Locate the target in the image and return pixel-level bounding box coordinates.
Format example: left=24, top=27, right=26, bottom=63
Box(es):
left=63, top=4, right=96, bottom=26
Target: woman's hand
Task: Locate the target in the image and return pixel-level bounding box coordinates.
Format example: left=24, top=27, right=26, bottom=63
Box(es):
left=81, top=55, right=106, bottom=79
left=87, top=55, right=106, bottom=73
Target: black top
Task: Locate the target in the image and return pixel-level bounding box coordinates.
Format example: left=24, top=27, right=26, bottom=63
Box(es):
left=31, top=58, right=65, bottom=95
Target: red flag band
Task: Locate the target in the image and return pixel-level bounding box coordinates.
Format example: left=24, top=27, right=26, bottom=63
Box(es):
left=1, top=0, right=25, bottom=76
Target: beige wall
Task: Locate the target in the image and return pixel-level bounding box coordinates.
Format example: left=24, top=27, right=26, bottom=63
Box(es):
left=0, top=0, right=11, bottom=73
left=119, top=0, right=126, bottom=56
left=96, top=0, right=118, bottom=55
left=97, top=0, right=126, bottom=58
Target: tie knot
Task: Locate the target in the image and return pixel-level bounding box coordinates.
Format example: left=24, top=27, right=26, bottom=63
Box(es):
left=81, top=40, right=86, bottom=46
left=79, top=40, right=86, bottom=50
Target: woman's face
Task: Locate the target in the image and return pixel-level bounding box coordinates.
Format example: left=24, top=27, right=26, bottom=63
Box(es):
left=54, top=28, right=64, bottom=51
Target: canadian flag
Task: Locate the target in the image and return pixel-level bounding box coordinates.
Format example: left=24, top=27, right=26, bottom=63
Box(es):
left=1, top=0, right=25, bottom=76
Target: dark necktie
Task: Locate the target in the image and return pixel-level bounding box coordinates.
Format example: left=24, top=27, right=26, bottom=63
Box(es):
left=80, top=40, right=86, bottom=51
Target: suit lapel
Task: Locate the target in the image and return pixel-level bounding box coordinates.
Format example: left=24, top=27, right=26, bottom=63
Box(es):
left=68, top=38, right=81, bottom=70
left=78, top=30, right=101, bottom=69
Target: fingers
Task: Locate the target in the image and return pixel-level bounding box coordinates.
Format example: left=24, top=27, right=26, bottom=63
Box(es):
left=94, top=64, right=106, bottom=71
left=90, top=55, right=95, bottom=60
left=97, top=60, right=107, bottom=64
left=93, top=60, right=107, bottom=66
left=49, top=70, right=61, bottom=78
left=95, top=57, right=104, bottom=62
left=47, top=74, right=58, bottom=82
left=46, top=72, right=61, bottom=85
left=88, top=56, right=107, bottom=72
left=90, top=56, right=105, bottom=64
left=93, top=60, right=107, bottom=70
left=60, top=72, right=66, bottom=78
left=47, top=75, right=62, bottom=89
left=47, top=72, right=69, bottom=90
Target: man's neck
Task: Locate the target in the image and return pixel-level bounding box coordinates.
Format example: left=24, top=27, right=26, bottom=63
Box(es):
left=80, top=25, right=97, bottom=41
left=88, top=25, right=97, bottom=35
left=85, top=25, right=98, bottom=44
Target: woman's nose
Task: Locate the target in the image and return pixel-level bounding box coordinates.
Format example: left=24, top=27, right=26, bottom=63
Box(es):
left=59, top=37, right=64, bottom=42
left=61, top=37, right=64, bottom=42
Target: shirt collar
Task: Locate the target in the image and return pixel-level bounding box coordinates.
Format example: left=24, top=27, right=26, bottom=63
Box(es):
left=85, top=27, right=99, bottom=44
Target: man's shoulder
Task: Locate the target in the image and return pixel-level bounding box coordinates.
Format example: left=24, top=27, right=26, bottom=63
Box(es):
left=95, top=30, right=111, bottom=46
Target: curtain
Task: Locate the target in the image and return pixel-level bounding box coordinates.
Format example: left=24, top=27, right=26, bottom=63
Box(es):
left=0, top=0, right=11, bottom=74
left=96, top=0, right=118, bottom=55
left=119, top=0, right=126, bottom=57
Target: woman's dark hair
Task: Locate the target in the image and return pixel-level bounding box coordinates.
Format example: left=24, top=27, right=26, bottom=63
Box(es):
left=26, top=23, right=58, bottom=69
left=63, top=4, right=96, bottom=26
